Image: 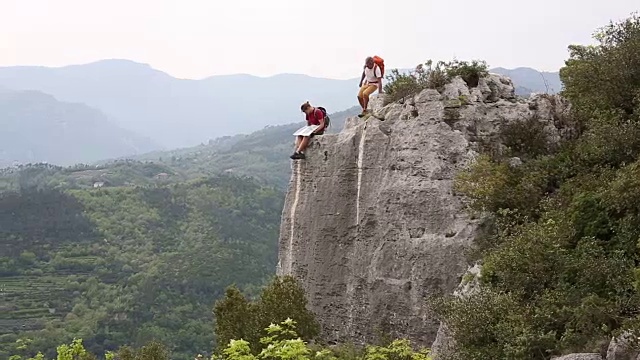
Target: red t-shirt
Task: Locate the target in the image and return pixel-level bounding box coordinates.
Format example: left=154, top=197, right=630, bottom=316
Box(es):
left=306, top=109, right=324, bottom=126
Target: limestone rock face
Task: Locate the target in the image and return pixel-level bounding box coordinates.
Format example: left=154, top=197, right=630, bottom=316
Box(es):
left=430, top=264, right=481, bottom=359
left=607, top=333, right=640, bottom=360
left=277, top=76, right=570, bottom=347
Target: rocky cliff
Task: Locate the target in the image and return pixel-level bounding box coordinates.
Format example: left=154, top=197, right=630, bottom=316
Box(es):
left=276, top=75, right=570, bottom=347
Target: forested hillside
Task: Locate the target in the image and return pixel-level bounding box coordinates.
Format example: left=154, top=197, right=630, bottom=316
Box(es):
left=0, top=174, right=283, bottom=359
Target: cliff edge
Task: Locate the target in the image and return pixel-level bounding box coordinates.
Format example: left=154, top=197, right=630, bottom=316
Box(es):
left=276, top=75, right=570, bottom=347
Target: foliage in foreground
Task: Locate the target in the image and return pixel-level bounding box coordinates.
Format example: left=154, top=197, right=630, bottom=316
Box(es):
left=9, top=338, right=169, bottom=360
left=383, top=59, right=488, bottom=104
left=214, top=276, right=320, bottom=354
left=217, top=319, right=432, bottom=360
left=9, top=321, right=432, bottom=360
left=438, top=13, right=640, bottom=360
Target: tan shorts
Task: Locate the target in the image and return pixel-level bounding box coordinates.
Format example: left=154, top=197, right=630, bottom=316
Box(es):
left=358, top=84, right=378, bottom=98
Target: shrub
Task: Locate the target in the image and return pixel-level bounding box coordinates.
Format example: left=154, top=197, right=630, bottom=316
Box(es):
left=500, top=114, right=552, bottom=159
left=431, top=289, right=531, bottom=360
left=418, top=61, right=449, bottom=90
left=383, top=69, right=423, bottom=104
left=454, top=155, right=552, bottom=216
left=383, top=59, right=488, bottom=105
left=364, top=340, right=432, bottom=360
left=571, top=118, right=640, bottom=169
left=442, top=59, right=489, bottom=87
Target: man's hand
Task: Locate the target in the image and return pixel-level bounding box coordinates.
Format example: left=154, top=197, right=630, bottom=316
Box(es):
left=358, top=82, right=363, bottom=87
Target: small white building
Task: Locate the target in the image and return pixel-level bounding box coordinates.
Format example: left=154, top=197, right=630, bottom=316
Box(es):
left=93, top=182, right=105, bottom=188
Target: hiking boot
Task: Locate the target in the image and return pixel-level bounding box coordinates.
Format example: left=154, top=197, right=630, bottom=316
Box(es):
left=290, top=152, right=306, bottom=160
left=358, top=109, right=369, bottom=118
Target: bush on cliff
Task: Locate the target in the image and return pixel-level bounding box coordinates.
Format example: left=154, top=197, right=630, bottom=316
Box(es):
left=384, top=59, right=488, bottom=104
left=440, top=13, right=640, bottom=360
left=214, top=276, right=320, bottom=353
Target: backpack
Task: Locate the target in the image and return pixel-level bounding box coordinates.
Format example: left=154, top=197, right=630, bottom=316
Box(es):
left=372, top=55, right=385, bottom=77
left=317, top=107, right=331, bottom=129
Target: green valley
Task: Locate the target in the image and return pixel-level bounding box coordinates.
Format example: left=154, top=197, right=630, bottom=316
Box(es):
left=0, top=175, right=283, bottom=359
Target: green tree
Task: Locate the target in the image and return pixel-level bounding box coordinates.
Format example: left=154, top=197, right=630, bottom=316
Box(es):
left=257, top=277, right=319, bottom=342
left=561, top=13, right=640, bottom=123
left=214, top=277, right=319, bottom=354
left=55, top=339, right=96, bottom=360
left=133, top=341, right=169, bottom=360
left=214, top=286, right=260, bottom=351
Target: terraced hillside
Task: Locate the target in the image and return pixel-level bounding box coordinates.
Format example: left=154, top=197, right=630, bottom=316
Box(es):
left=0, top=276, right=72, bottom=332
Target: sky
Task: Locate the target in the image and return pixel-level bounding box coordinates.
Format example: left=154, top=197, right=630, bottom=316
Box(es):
left=1, top=0, right=638, bottom=80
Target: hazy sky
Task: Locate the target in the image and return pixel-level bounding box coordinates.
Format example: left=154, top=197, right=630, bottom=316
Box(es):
left=1, top=0, right=638, bottom=79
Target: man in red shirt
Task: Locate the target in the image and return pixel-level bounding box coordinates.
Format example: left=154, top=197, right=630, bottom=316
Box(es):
left=291, top=102, right=326, bottom=160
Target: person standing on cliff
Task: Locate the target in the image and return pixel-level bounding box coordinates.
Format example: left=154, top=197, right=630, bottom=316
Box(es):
left=357, top=56, right=384, bottom=118
left=291, top=102, right=327, bottom=160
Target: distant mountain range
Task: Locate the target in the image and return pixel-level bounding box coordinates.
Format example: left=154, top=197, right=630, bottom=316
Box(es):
left=0, top=60, right=357, bottom=148
left=0, top=89, right=159, bottom=167
left=0, top=60, right=561, bottom=150
left=491, top=67, right=563, bottom=95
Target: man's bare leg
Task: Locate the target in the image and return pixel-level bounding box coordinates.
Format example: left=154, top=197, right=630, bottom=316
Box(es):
left=297, top=136, right=311, bottom=153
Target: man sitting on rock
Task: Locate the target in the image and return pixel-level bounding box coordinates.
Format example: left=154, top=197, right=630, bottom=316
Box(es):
left=291, top=102, right=327, bottom=160
left=357, top=56, right=383, bottom=117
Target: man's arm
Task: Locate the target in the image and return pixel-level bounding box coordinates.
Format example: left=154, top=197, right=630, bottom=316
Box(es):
left=314, top=117, right=326, bottom=133
left=359, top=70, right=365, bottom=87
left=376, top=67, right=383, bottom=93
